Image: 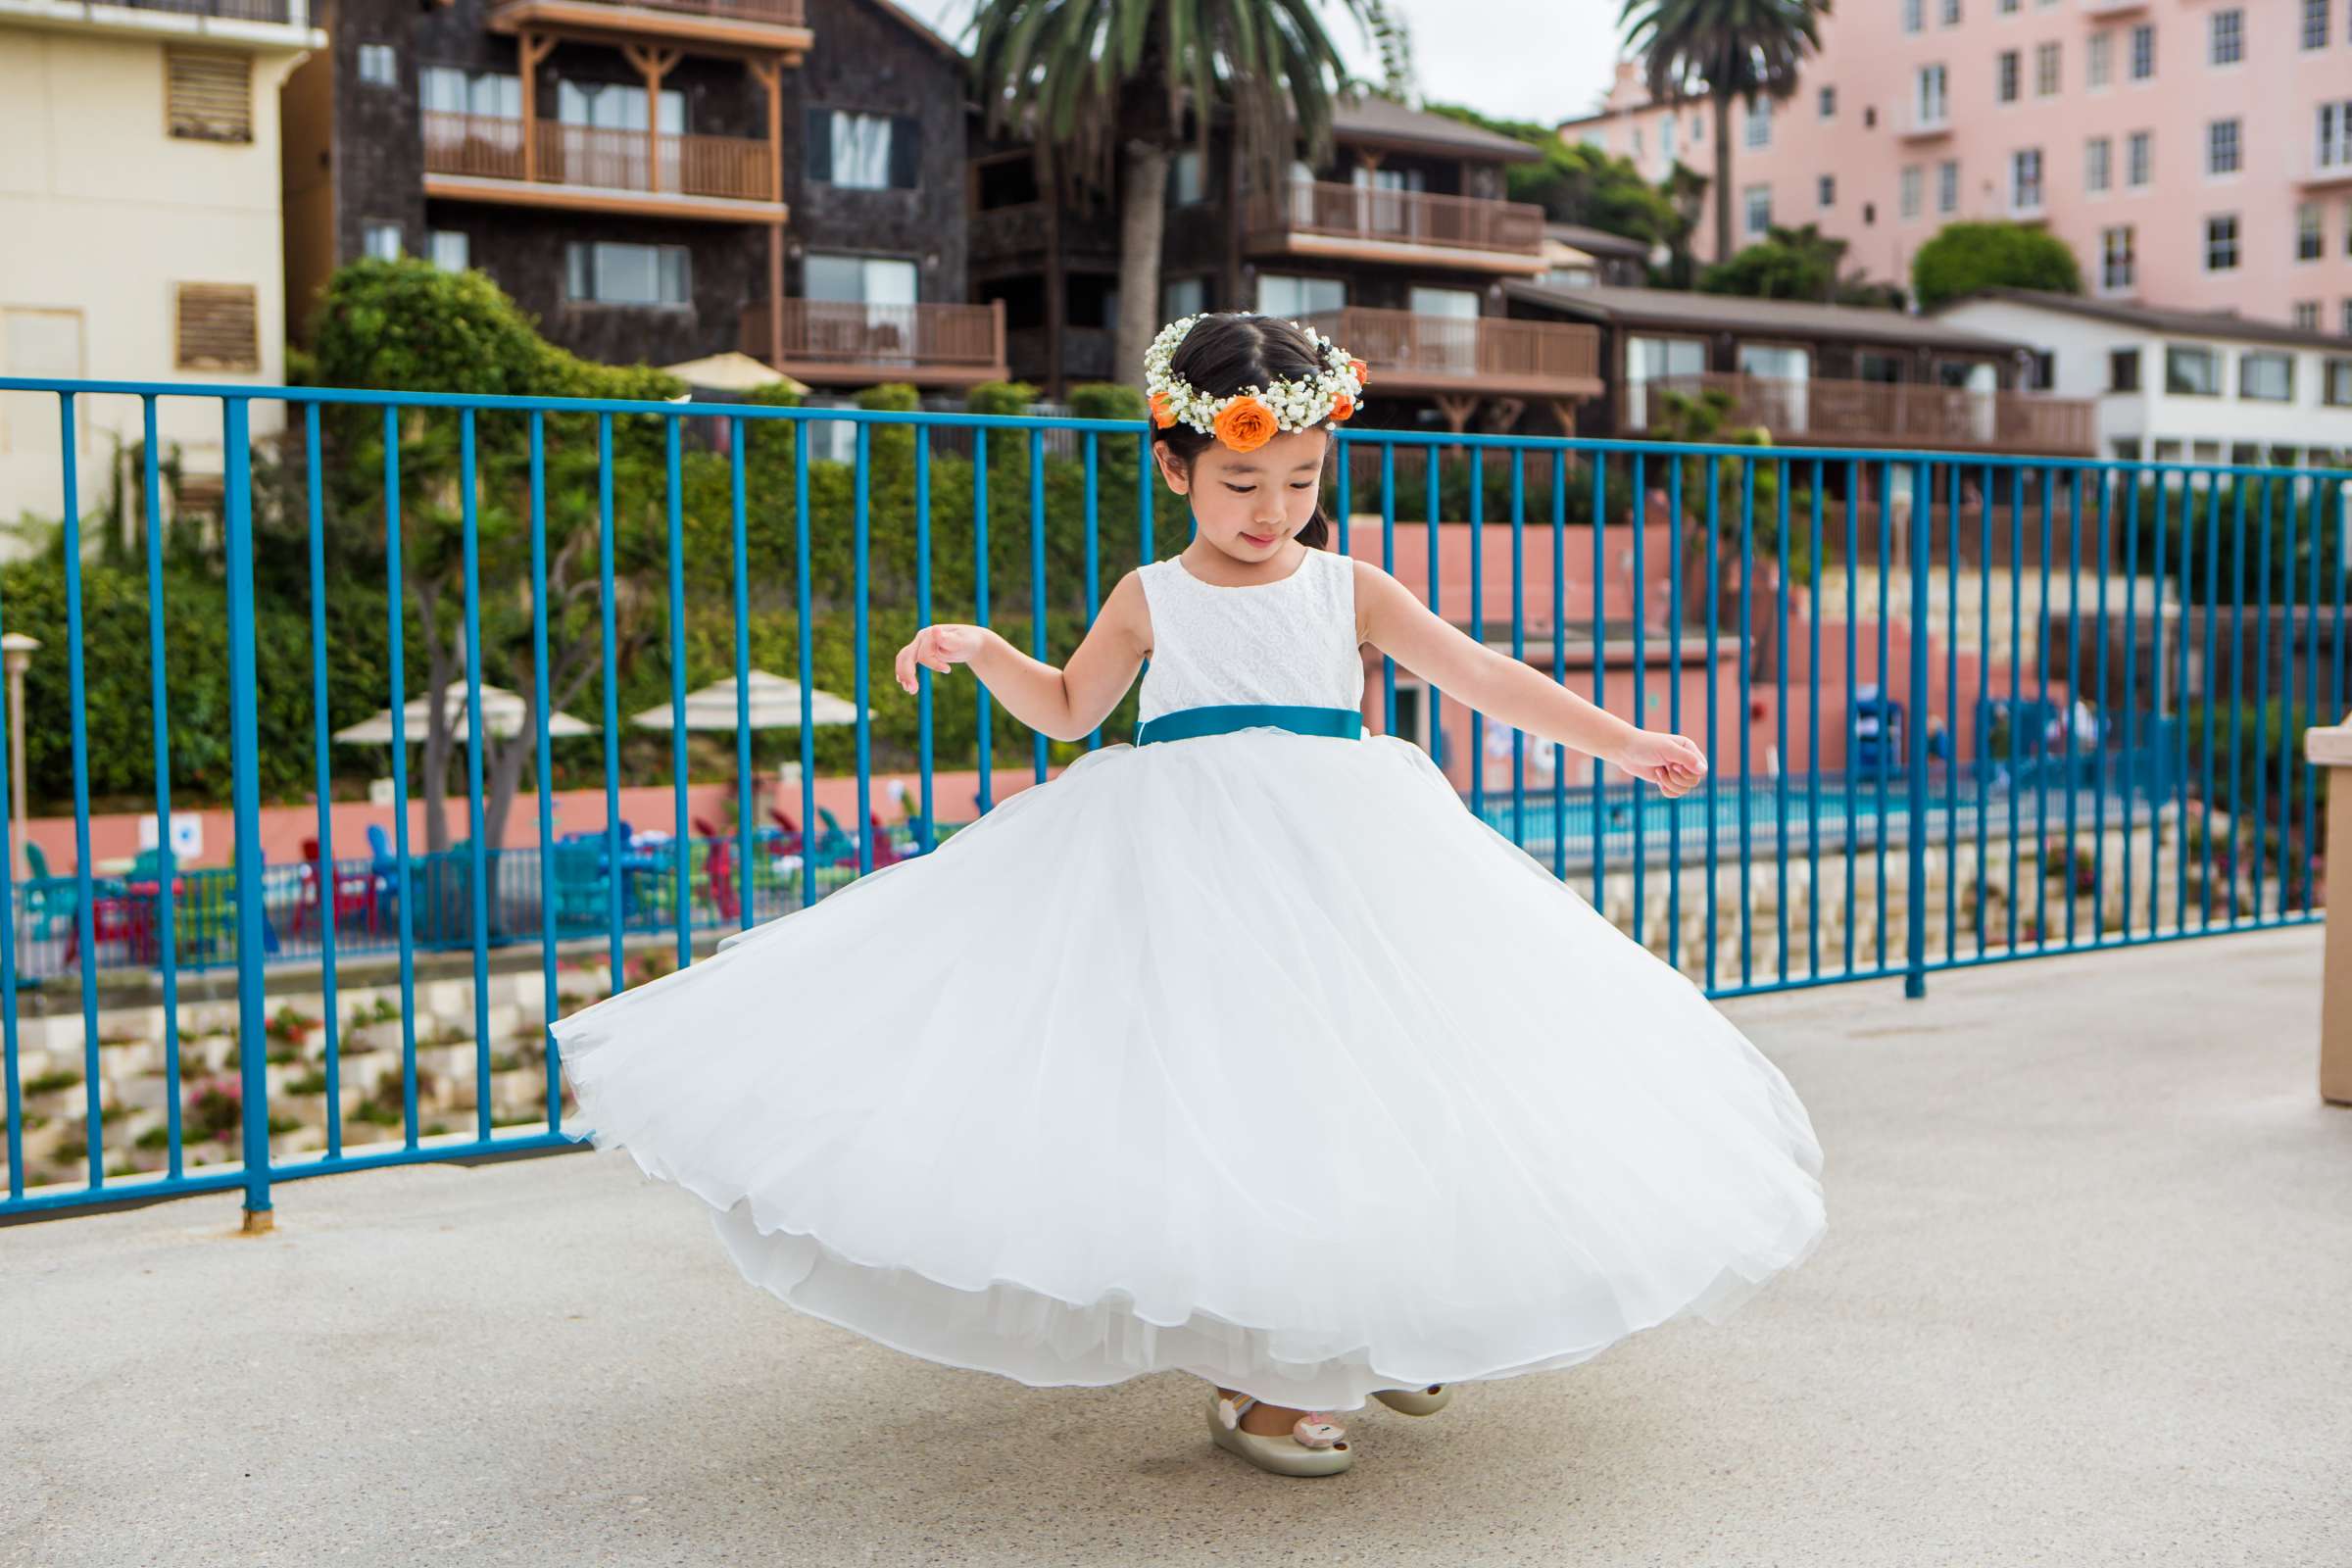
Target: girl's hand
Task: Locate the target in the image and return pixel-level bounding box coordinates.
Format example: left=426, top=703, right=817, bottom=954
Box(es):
left=1613, top=728, right=1709, bottom=800
left=894, top=623, right=989, bottom=693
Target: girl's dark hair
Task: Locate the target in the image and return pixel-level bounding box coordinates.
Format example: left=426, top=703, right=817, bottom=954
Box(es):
left=1149, top=313, right=1336, bottom=550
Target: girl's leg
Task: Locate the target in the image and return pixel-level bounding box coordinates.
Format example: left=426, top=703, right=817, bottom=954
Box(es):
left=1213, top=1384, right=1328, bottom=1439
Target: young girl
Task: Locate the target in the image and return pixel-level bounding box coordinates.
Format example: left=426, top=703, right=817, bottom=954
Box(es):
left=553, top=313, right=1827, bottom=1480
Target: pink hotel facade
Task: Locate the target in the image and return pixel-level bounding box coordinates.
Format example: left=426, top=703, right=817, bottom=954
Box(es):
left=1561, top=1, right=2352, bottom=335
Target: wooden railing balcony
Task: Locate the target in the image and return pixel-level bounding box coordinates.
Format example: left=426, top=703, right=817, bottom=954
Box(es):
left=486, top=0, right=811, bottom=58
left=742, top=300, right=1008, bottom=388
left=420, top=112, right=780, bottom=219
left=1246, top=180, right=1546, bottom=270
left=1637, top=372, right=2097, bottom=457
left=1295, top=308, right=1602, bottom=399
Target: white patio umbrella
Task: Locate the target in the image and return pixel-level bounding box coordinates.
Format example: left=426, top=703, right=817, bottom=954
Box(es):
left=628, top=668, right=867, bottom=731
left=333, top=681, right=594, bottom=745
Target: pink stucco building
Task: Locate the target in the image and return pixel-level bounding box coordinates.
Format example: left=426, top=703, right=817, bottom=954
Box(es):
left=1560, top=3, right=2352, bottom=334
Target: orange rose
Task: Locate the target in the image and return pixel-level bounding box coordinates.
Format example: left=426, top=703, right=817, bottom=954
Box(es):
left=1149, top=391, right=1176, bottom=428
left=1330, top=394, right=1354, bottom=422
left=1348, top=359, right=1370, bottom=387
left=1211, top=395, right=1277, bottom=453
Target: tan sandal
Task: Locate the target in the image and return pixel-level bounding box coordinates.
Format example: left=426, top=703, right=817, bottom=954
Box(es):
left=1369, top=1383, right=1453, bottom=1417
left=1207, top=1390, right=1354, bottom=1476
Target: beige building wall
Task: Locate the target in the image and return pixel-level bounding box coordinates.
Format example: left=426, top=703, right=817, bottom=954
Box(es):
left=0, top=6, right=321, bottom=553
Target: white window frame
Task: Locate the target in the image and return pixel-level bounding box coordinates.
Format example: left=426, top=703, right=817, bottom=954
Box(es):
left=1996, top=49, right=2020, bottom=104
left=2299, top=203, right=2326, bottom=263
left=1915, top=64, right=1950, bottom=129
left=2204, top=214, right=2240, bottom=272
left=1899, top=166, right=1924, bottom=220
left=2238, top=351, right=2293, bottom=404
left=1742, top=182, right=1772, bottom=236
left=2010, top=147, right=2043, bottom=214
left=2086, top=31, right=2113, bottom=90
left=2099, top=224, right=2134, bottom=294
left=2209, top=9, right=2244, bottom=67
left=2034, top=40, right=2061, bottom=98
left=1937, top=159, right=1960, bottom=214
left=357, top=43, right=397, bottom=87
left=2130, top=24, right=2155, bottom=81
left=2085, top=136, right=2112, bottom=196
left=2207, top=119, right=2242, bottom=178
left=2127, top=130, right=2153, bottom=188
left=427, top=229, right=468, bottom=272
left=363, top=221, right=401, bottom=261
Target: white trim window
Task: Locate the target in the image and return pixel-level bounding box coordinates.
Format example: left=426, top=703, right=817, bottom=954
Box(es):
left=1915, top=64, right=1949, bottom=129
left=2127, top=130, right=2153, bottom=188
left=2238, top=352, right=2292, bottom=404
left=1997, top=49, right=2020, bottom=104
left=2130, top=24, right=2155, bottom=80
left=1900, top=166, right=1924, bottom=220
left=427, top=229, right=468, bottom=272
left=2010, top=148, right=2043, bottom=213
left=1818, top=173, right=1836, bottom=209
left=1743, top=183, right=1772, bottom=236
left=2319, top=102, right=2352, bottom=176
left=2206, top=119, right=2242, bottom=177
left=2034, top=41, right=2061, bottom=97
left=2204, top=214, right=2240, bottom=271
left=358, top=43, right=397, bottom=87
left=2099, top=224, right=2135, bottom=293
left=2303, top=0, right=2330, bottom=51
left=363, top=221, right=401, bottom=261
left=2209, top=8, right=2244, bottom=67
left=1745, top=97, right=1772, bottom=148
left=1902, top=0, right=1922, bottom=34
left=2086, top=31, right=2112, bottom=89
left=564, top=241, right=691, bottom=306
left=2165, top=345, right=2221, bottom=397
left=1937, top=159, right=1960, bottom=214
left=2299, top=203, right=2326, bottom=263
left=2294, top=302, right=2322, bottom=330
left=2085, top=136, right=2112, bottom=195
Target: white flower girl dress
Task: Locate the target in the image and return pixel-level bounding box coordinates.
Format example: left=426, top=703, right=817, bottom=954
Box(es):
left=553, top=542, right=1827, bottom=1413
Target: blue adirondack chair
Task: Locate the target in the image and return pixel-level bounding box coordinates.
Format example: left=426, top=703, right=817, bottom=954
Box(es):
left=1851, top=685, right=1906, bottom=780
left=548, top=838, right=615, bottom=936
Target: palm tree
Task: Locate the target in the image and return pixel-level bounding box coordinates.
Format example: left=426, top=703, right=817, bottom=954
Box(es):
left=967, top=0, right=1381, bottom=384
left=1618, top=0, right=1831, bottom=267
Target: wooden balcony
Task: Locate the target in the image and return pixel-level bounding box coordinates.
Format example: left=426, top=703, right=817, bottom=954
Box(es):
left=486, top=0, right=811, bottom=61
left=741, top=300, right=1009, bottom=388
left=1636, top=373, right=2097, bottom=457
left=1295, top=308, right=1602, bottom=400
left=1245, top=180, right=1547, bottom=274
left=420, top=112, right=783, bottom=221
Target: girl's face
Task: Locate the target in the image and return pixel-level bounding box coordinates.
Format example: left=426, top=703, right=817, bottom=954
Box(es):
left=1156, top=427, right=1329, bottom=562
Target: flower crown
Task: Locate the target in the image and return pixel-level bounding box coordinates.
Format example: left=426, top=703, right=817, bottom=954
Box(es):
left=1144, top=314, right=1369, bottom=454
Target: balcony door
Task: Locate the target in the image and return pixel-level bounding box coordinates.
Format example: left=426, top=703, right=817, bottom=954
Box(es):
left=1625, top=334, right=1706, bottom=430
left=807, top=253, right=920, bottom=365
left=1256, top=273, right=1346, bottom=321
left=1738, top=343, right=1811, bottom=433
left=556, top=79, right=685, bottom=192
left=1936, top=359, right=1998, bottom=443
left=1350, top=165, right=1427, bottom=242
left=1408, top=285, right=1480, bottom=377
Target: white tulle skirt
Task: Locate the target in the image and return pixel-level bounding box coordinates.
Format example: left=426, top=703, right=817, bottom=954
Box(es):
left=553, top=729, right=1827, bottom=1413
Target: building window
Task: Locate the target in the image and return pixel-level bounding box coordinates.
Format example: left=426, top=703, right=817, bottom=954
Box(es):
left=2324, top=357, right=2352, bottom=408
left=2166, top=345, right=2221, bottom=396
left=2319, top=102, right=2352, bottom=175
left=2011, top=148, right=2043, bottom=213
left=2127, top=130, right=2153, bottom=187
left=2239, top=352, right=2293, bottom=403
left=2034, top=41, right=2061, bottom=97
left=1997, top=49, right=2020, bottom=103
left=1169, top=149, right=1204, bottom=206
left=2209, top=9, right=2244, bottom=66
left=428, top=229, right=468, bottom=272
left=1819, top=84, right=1836, bottom=119
left=2130, top=24, right=2155, bottom=80
left=2300, top=204, right=2327, bottom=262
left=1863, top=201, right=1877, bottom=225
left=1631, top=125, right=1644, bottom=159
left=357, top=43, right=397, bottom=87
left=2304, top=0, right=2331, bottom=50
left=1256, top=274, right=1346, bottom=316
left=1900, top=166, right=1924, bottom=220
left=2085, top=136, right=2111, bottom=194
left=1941, top=0, right=1961, bottom=23
left=2344, top=300, right=2352, bottom=337
left=165, top=49, right=250, bottom=143
left=1864, top=106, right=1878, bottom=128
left=809, top=111, right=917, bottom=190
left=2294, top=302, right=2323, bottom=330
left=1745, top=98, right=1771, bottom=148
left=2087, top=31, right=2113, bottom=88
left=1162, top=277, right=1207, bottom=319
left=419, top=66, right=520, bottom=119
left=172, top=283, right=259, bottom=371
left=1902, top=0, right=1922, bottom=34
left=1660, top=116, right=1678, bottom=163
left=2109, top=348, right=2140, bottom=393
left=1743, top=183, right=1772, bottom=236
left=2206, top=119, right=2241, bottom=176
left=1858, top=352, right=1903, bottom=384
left=1998, top=0, right=2016, bottom=12
left=1819, top=174, right=1836, bottom=209
left=1915, top=64, right=1949, bottom=127
left=564, top=241, right=691, bottom=306
left=2100, top=224, right=2134, bottom=292
left=806, top=253, right=918, bottom=319
left=2205, top=214, right=2240, bottom=270
left=1937, top=159, right=1960, bottom=214
left=363, top=221, right=401, bottom=261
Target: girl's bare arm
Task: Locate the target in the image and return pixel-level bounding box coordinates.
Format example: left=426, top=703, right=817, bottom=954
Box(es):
left=892, top=569, right=1152, bottom=744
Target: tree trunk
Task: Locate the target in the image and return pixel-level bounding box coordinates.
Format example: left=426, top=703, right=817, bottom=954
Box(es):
left=1712, top=93, right=1735, bottom=266
left=1112, top=140, right=1171, bottom=386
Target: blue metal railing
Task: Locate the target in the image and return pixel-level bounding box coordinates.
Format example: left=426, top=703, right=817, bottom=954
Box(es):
left=1, top=373, right=2344, bottom=1221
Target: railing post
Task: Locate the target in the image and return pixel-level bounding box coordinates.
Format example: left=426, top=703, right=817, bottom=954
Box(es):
left=2305, top=715, right=2352, bottom=1106
left=222, top=397, right=273, bottom=1229
left=1905, top=458, right=1932, bottom=1000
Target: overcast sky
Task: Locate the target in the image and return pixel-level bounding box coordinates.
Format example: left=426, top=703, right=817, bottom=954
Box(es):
left=918, top=0, right=1626, bottom=128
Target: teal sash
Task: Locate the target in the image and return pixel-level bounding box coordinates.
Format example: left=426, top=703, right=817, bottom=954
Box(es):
left=1135, top=703, right=1364, bottom=747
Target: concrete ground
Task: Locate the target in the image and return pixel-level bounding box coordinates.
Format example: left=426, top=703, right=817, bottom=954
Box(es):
left=4, top=927, right=2347, bottom=1568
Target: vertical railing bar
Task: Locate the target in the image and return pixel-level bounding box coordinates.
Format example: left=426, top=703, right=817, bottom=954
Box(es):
left=2199, top=472, right=2223, bottom=931
left=1978, top=462, right=1993, bottom=956
left=2248, top=471, right=2270, bottom=923
left=2063, top=467, right=2083, bottom=950
left=59, top=392, right=103, bottom=1190
left=2091, top=466, right=2112, bottom=947
left=0, top=429, right=19, bottom=1194
left=1628, top=451, right=1644, bottom=933
left=795, top=417, right=815, bottom=908
left=2301, top=474, right=2324, bottom=914
left=663, top=416, right=691, bottom=966
left=1775, top=457, right=1790, bottom=985
left=1510, top=448, right=1527, bottom=859
left=730, top=415, right=756, bottom=933
left=1083, top=431, right=1101, bottom=752
left=1737, top=455, right=1754, bottom=989
left=2033, top=466, right=2053, bottom=948
left=1808, top=459, right=1824, bottom=981
left=1874, top=460, right=1890, bottom=973
left=1704, top=454, right=1719, bottom=992
left=1381, top=442, right=1397, bottom=741
left=302, top=402, right=338, bottom=1158
left=595, top=415, right=625, bottom=987
left=1945, top=461, right=1961, bottom=965
left=973, top=429, right=992, bottom=817
left=143, top=395, right=185, bottom=1174
left=916, top=427, right=936, bottom=853
left=1427, top=446, right=1442, bottom=787
left=1845, top=458, right=1859, bottom=977
left=1027, top=426, right=1046, bottom=788
left=1581, top=449, right=1595, bottom=901
left=459, top=408, right=494, bottom=1143
left=1469, top=445, right=1485, bottom=824
left=221, top=396, right=270, bottom=1218
left=855, top=420, right=875, bottom=873
left=2007, top=466, right=2023, bottom=954
left=529, top=412, right=562, bottom=1134
left=383, top=408, right=420, bottom=1154
left=2122, top=468, right=2140, bottom=941
left=1667, top=457, right=1684, bottom=974
left=1904, top=457, right=1931, bottom=1000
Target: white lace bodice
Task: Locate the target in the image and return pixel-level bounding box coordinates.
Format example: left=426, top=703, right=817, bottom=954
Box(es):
left=1134, top=546, right=1365, bottom=724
